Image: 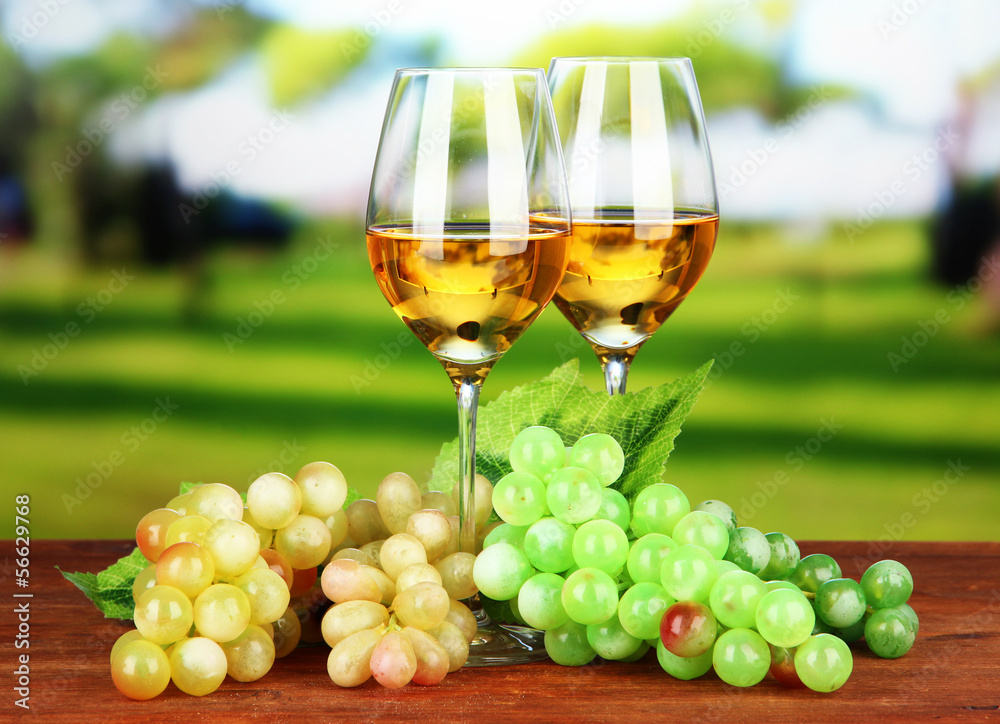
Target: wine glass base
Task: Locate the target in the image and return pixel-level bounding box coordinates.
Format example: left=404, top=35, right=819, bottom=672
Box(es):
left=466, top=623, right=548, bottom=667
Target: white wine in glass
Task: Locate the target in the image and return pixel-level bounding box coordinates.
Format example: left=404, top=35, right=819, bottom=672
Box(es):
left=548, top=57, right=719, bottom=394
left=366, top=68, right=571, bottom=664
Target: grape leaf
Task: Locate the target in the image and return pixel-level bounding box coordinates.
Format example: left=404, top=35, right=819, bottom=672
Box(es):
left=428, top=358, right=713, bottom=502
left=58, top=547, right=149, bottom=620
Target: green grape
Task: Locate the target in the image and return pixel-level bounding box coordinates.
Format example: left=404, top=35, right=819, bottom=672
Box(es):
left=656, top=638, right=713, bottom=680
left=765, top=580, right=800, bottom=593
left=568, top=433, right=625, bottom=486
left=233, top=567, right=291, bottom=626
left=406, top=508, right=452, bottom=562
left=755, top=588, right=815, bottom=648
left=471, top=542, right=534, bottom=600
left=273, top=515, right=332, bottom=571
left=672, top=511, right=730, bottom=559
left=592, top=487, right=631, bottom=531
left=434, top=552, right=478, bottom=600
left=833, top=617, right=866, bottom=644
left=294, top=461, right=348, bottom=519
left=396, top=562, right=443, bottom=592
left=169, top=636, right=229, bottom=696
left=708, top=570, right=768, bottom=630
left=203, top=518, right=262, bottom=579
left=860, top=560, right=913, bottom=609
left=659, top=544, right=718, bottom=603
left=561, top=567, right=619, bottom=625
left=379, top=533, right=428, bottom=581
left=620, top=641, right=651, bottom=663
left=692, top=499, right=737, bottom=532
left=815, top=577, right=867, bottom=628
left=492, top=471, right=548, bottom=527
left=401, top=626, right=450, bottom=685
left=111, top=639, right=171, bottom=700
left=759, top=532, right=800, bottom=580
left=586, top=615, right=642, bottom=661
left=392, top=581, right=450, bottom=630
left=190, top=482, right=245, bottom=524
left=483, top=523, right=530, bottom=550
left=376, top=471, right=423, bottom=535
left=572, top=519, right=629, bottom=576
left=321, top=600, right=390, bottom=649
left=132, top=563, right=158, bottom=603
left=517, top=573, right=569, bottom=631
left=428, top=620, right=469, bottom=672
left=544, top=620, right=596, bottom=666
left=713, top=628, right=770, bottom=687
left=546, top=467, right=603, bottom=524
left=327, top=627, right=383, bottom=686
left=134, top=585, right=194, bottom=645
left=865, top=606, right=916, bottom=658
left=509, top=426, right=566, bottom=479
left=164, top=514, right=212, bottom=548
left=524, top=517, right=576, bottom=573
left=194, top=583, right=252, bottom=643
left=221, top=624, right=276, bottom=682
left=626, top=533, right=677, bottom=584
left=723, top=526, right=770, bottom=575
left=788, top=554, right=842, bottom=593
left=618, top=582, right=674, bottom=640
left=630, top=484, right=690, bottom=538
left=894, top=602, right=920, bottom=635
left=247, top=472, right=301, bottom=530
left=794, top=633, right=853, bottom=692
left=110, top=629, right=147, bottom=664
left=716, top=559, right=742, bottom=576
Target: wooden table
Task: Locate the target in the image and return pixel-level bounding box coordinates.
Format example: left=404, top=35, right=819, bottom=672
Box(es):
left=4, top=540, right=999, bottom=722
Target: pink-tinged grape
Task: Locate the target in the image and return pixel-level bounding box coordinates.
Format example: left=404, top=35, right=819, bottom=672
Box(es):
left=724, top=526, right=770, bottom=575
left=234, top=568, right=291, bottom=626
left=546, top=467, right=603, bottom=524
left=136, top=508, right=182, bottom=563
left=164, top=514, right=213, bottom=548
left=203, top=518, right=261, bottom=579
left=659, top=601, right=717, bottom=658
left=427, top=620, right=469, bottom=672
left=659, top=544, right=718, bottom=602
left=246, top=472, right=301, bottom=530
left=274, top=515, right=332, bottom=570
left=861, top=559, right=913, bottom=609
left=656, top=638, right=714, bottom=680
left=768, top=644, right=805, bottom=688
left=759, top=532, right=800, bottom=580
left=755, top=588, right=816, bottom=648
left=345, top=499, right=391, bottom=546
left=406, top=509, right=452, bottom=562
left=572, top=519, right=629, bottom=576
left=134, top=585, right=194, bottom=645
left=865, top=606, right=917, bottom=658
left=321, top=600, right=390, bottom=648
left=713, top=628, right=771, bottom=687
left=692, top=499, right=737, bottom=532
left=524, top=517, right=576, bottom=573
left=815, top=577, right=867, bottom=628
left=333, top=547, right=378, bottom=568
left=321, top=559, right=382, bottom=604
left=449, top=474, right=495, bottom=528
left=259, top=548, right=294, bottom=590
left=544, top=620, right=596, bottom=666
left=193, top=583, right=251, bottom=643
left=593, top=487, right=631, bottom=531
left=156, top=542, right=215, bottom=599
left=517, top=572, right=569, bottom=631
left=472, top=542, right=534, bottom=600
left=132, top=563, right=158, bottom=603
left=619, top=582, right=674, bottom=640
left=327, top=627, right=384, bottom=687
left=586, top=615, right=642, bottom=661
left=788, top=553, right=841, bottom=593
left=433, top=552, right=478, bottom=600
left=509, top=426, right=566, bottom=479
left=794, top=633, right=853, bottom=692
left=377, top=471, right=423, bottom=535
left=169, top=636, right=228, bottom=696
left=444, top=599, right=478, bottom=643
left=325, top=509, right=349, bottom=550
left=568, top=433, right=625, bottom=486
left=111, top=639, right=171, bottom=700
left=492, top=471, right=548, bottom=527
left=295, top=461, right=348, bottom=519
left=401, top=627, right=450, bottom=685
left=392, top=581, right=450, bottom=630
left=483, top=523, right=529, bottom=550
left=272, top=606, right=302, bottom=658
left=561, top=567, right=619, bottom=625
left=709, top=570, right=768, bottom=630
left=672, top=511, right=730, bottom=559
left=221, top=624, right=275, bottom=682
left=362, top=565, right=397, bottom=605
left=395, top=563, right=443, bottom=592
left=631, top=484, right=690, bottom=538
left=370, top=631, right=417, bottom=689
left=190, top=482, right=244, bottom=523
left=626, top=533, right=677, bottom=584
left=421, top=490, right=457, bottom=517
left=379, top=533, right=428, bottom=581
left=110, top=629, right=147, bottom=664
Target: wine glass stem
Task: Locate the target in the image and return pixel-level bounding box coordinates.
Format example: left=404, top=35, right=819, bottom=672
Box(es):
left=455, top=376, right=482, bottom=554
left=603, top=354, right=630, bottom=395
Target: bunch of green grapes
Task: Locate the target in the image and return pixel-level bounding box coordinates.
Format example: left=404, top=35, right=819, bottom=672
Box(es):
left=113, top=461, right=349, bottom=700
left=323, top=472, right=477, bottom=688
left=471, top=426, right=918, bottom=693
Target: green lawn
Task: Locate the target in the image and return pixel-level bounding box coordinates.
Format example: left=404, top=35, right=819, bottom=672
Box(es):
left=1, top=219, right=998, bottom=543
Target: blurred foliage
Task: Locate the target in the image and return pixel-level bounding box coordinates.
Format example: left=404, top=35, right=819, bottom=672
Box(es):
left=260, top=25, right=370, bottom=107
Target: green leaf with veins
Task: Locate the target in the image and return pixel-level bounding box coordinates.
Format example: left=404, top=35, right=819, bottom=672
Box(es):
left=59, top=547, right=149, bottom=620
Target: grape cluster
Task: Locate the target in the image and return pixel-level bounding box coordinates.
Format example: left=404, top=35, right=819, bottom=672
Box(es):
left=472, top=426, right=918, bottom=692
left=323, top=471, right=479, bottom=688
left=112, top=462, right=349, bottom=700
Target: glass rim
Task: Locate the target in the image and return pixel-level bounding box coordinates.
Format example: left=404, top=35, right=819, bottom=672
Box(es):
left=393, top=66, right=546, bottom=74
left=549, top=56, right=694, bottom=64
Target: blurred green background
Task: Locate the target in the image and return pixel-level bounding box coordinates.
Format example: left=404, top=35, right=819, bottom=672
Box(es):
left=1, top=1, right=998, bottom=542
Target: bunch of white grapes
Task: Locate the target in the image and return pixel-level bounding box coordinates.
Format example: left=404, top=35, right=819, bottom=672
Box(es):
left=112, top=462, right=349, bottom=700
left=322, top=471, right=480, bottom=688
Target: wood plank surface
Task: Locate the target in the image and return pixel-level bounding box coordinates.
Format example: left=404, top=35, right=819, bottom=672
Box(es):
left=3, top=540, right=999, bottom=722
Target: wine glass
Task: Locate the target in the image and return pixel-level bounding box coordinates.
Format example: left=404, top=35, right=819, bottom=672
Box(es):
left=547, top=57, right=719, bottom=394
left=366, top=68, right=571, bottom=664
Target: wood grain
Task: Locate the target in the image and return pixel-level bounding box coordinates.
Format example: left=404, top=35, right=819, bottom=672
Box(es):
left=3, top=540, right=999, bottom=722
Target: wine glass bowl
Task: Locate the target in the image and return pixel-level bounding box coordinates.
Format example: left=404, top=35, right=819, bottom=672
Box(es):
left=547, top=57, right=719, bottom=394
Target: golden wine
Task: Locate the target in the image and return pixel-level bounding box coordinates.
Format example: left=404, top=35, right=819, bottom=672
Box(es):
left=552, top=209, right=718, bottom=358
left=368, top=223, right=570, bottom=379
